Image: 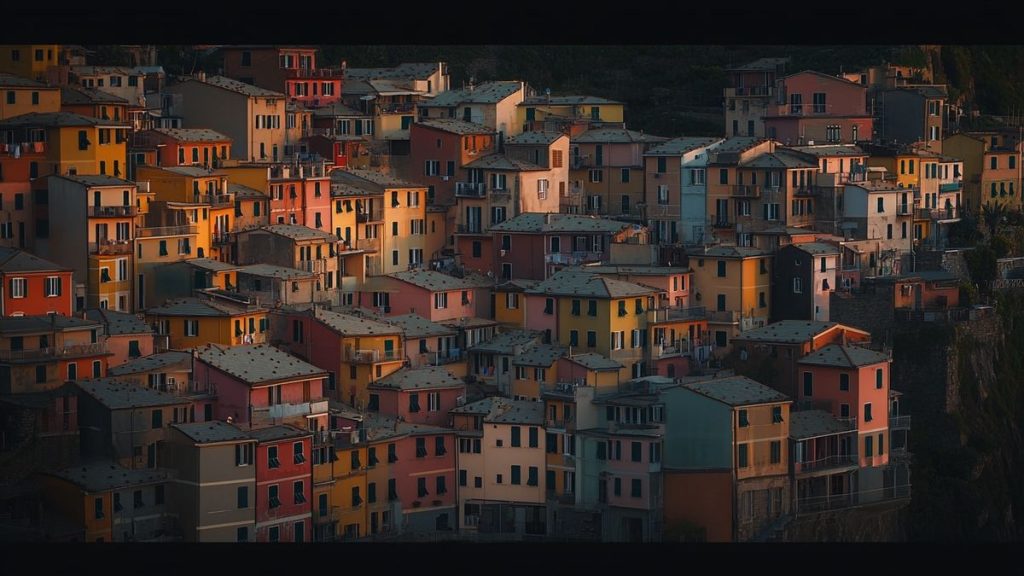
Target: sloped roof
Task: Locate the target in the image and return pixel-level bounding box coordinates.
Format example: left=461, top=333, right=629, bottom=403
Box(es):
left=0, top=112, right=128, bottom=128
left=797, top=344, right=890, bottom=368
left=151, top=127, right=231, bottom=142
left=229, top=182, right=268, bottom=198
left=686, top=245, right=769, bottom=259
left=0, top=73, right=49, bottom=88
left=185, top=258, right=241, bottom=272
left=76, top=378, right=189, bottom=410
left=489, top=213, right=634, bottom=234
left=421, top=81, right=523, bottom=107
left=237, top=263, right=314, bottom=280
left=505, top=131, right=564, bottom=145
left=733, top=320, right=867, bottom=344
left=146, top=297, right=260, bottom=317
left=377, top=313, right=455, bottom=339
left=573, top=128, right=667, bottom=144
left=46, top=463, right=167, bottom=493
left=791, top=242, right=840, bottom=256
left=333, top=169, right=421, bottom=190
left=257, top=224, right=338, bottom=242
left=60, top=84, right=128, bottom=105
left=108, top=351, right=193, bottom=377
left=52, top=174, right=134, bottom=187
left=83, top=308, right=152, bottom=335
left=246, top=424, right=311, bottom=443
left=415, top=118, right=493, bottom=136
left=312, top=307, right=401, bottom=337
left=196, top=344, right=326, bottom=385
left=0, top=247, right=70, bottom=273
left=186, top=75, right=285, bottom=98
left=389, top=269, right=493, bottom=291
left=369, top=366, right=463, bottom=391
left=513, top=344, right=566, bottom=367
left=645, top=137, right=723, bottom=156
left=682, top=375, right=789, bottom=407
left=464, top=153, right=546, bottom=171
left=789, top=409, right=856, bottom=440
left=469, top=330, right=543, bottom=354
left=740, top=148, right=818, bottom=169
left=527, top=269, right=656, bottom=298
left=564, top=353, right=623, bottom=371
left=520, top=95, right=622, bottom=106
left=345, top=63, right=441, bottom=81
left=452, top=396, right=545, bottom=425
left=173, top=420, right=252, bottom=444
left=0, top=315, right=100, bottom=334
left=787, top=144, right=866, bottom=157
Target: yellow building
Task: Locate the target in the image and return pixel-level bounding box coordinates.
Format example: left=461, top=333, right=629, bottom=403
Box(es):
left=0, top=73, right=60, bottom=120
left=145, top=293, right=269, bottom=350
left=136, top=165, right=235, bottom=261
left=493, top=280, right=537, bottom=327
left=510, top=344, right=565, bottom=401
left=0, top=45, right=59, bottom=82
left=230, top=181, right=270, bottom=233
left=687, top=246, right=772, bottom=355
left=943, top=132, right=1022, bottom=212
left=134, top=223, right=199, bottom=311
left=529, top=269, right=657, bottom=379
left=516, top=95, right=625, bottom=133
left=330, top=438, right=369, bottom=540
left=572, top=127, right=667, bottom=220
left=0, top=112, right=129, bottom=178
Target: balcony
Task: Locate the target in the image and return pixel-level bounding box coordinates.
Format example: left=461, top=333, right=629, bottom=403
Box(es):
left=377, top=102, right=416, bottom=115
left=896, top=203, right=912, bottom=215
left=939, top=182, right=963, bottom=194
left=196, top=194, right=235, bottom=208
left=136, top=225, right=197, bottom=238
left=344, top=348, right=401, bottom=364
left=425, top=349, right=464, bottom=366
left=299, top=259, right=329, bottom=274
left=792, top=186, right=821, bottom=197
left=915, top=207, right=960, bottom=221
left=793, top=453, right=859, bottom=475
left=545, top=416, right=576, bottom=431
left=541, top=382, right=579, bottom=399
left=253, top=398, right=329, bottom=422
left=355, top=208, right=383, bottom=223
left=355, top=237, right=380, bottom=252
left=648, top=306, right=706, bottom=323
left=889, top=415, right=911, bottom=431
left=544, top=251, right=604, bottom=266
left=731, top=185, right=761, bottom=198
left=707, top=310, right=739, bottom=324
left=0, top=141, right=46, bottom=156
left=711, top=218, right=731, bottom=229
left=455, top=182, right=486, bottom=198
left=284, top=68, right=343, bottom=79
left=727, top=86, right=774, bottom=98
left=90, top=205, right=139, bottom=218
left=456, top=223, right=486, bottom=235
left=212, top=232, right=232, bottom=245
left=91, top=239, right=133, bottom=255
left=0, top=342, right=108, bottom=362
left=653, top=340, right=694, bottom=359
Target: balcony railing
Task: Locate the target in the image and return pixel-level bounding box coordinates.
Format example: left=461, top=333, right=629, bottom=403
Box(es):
left=285, top=68, right=343, bottom=79
left=707, top=310, right=740, bottom=324
left=377, top=102, right=416, bottom=115
left=896, top=204, right=912, bottom=215
left=253, top=398, right=329, bottom=421
left=456, top=223, right=485, bottom=234
left=793, top=453, right=859, bottom=475
left=731, top=185, right=761, bottom=198
left=196, top=194, right=235, bottom=207
left=915, top=207, right=960, bottom=221
left=544, top=251, right=604, bottom=266
left=355, top=237, right=380, bottom=252
left=136, top=225, right=197, bottom=237
left=938, top=182, right=963, bottom=193
left=889, top=415, right=911, bottom=430
left=90, top=205, right=139, bottom=218
left=424, top=349, right=464, bottom=366
left=711, top=218, right=731, bottom=229
left=0, top=342, right=107, bottom=362
left=91, top=240, right=133, bottom=255
left=794, top=484, right=911, bottom=516
left=344, top=348, right=401, bottom=363
left=546, top=417, right=575, bottom=430
left=792, top=186, right=821, bottom=197
left=355, top=208, right=384, bottom=223
left=212, top=232, right=232, bottom=245
left=648, top=306, right=706, bottom=323
left=299, top=259, right=329, bottom=274
left=455, top=182, right=486, bottom=198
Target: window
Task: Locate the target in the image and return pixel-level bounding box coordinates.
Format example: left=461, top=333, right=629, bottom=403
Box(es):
left=657, top=185, right=669, bottom=205
left=793, top=277, right=802, bottom=294
left=434, top=292, right=448, bottom=309
left=415, top=437, right=427, bottom=458
left=418, top=477, right=429, bottom=497
left=803, top=372, right=813, bottom=396
left=94, top=497, right=104, bottom=519
left=424, top=160, right=440, bottom=176
left=737, top=444, right=749, bottom=468
left=865, top=435, right=874, bottom=458
left=511, top=426, right=521, bottom=447
left=151, top=409, right=162, bottom=429
left=388, top=443, right=398, bottom=463
left=294, top=442, right=305, bottom=465
left=587, top=331, right=596, bottom=347
left=878, top=433, right=885, bottom=456
left=772, top=406, right=783, bottom=423
left=588, top=300, right=598, bottom=317
left=511, top=465, right=521, bottom=485
left=719, top=168, right=729, bottom=185
left=864, top=403, right=873, bottom=422
left=631, top=441, right=642, bottom=462
left=690, top=168, right=705, bottom=185
left=789, top=93, right=803, bottom=114
left=876, top=368, right=883, bottom=389
left=267, top=445, right=280, bottom=468
left=184, top=320, right=198, bottom=337
left=717, top=260, right=726, bottom=277
left=506, top=292, right=519, bottom=310
left=611, top=331, right=624, bottom=350
left=841, top=403, right=850, bottom=418
left=268, top=485, right=280, bottom=508
left=529, top=427, right=539, bottom=448
left=571, top=300, right=581, bottom=316
left=408, top=392, right=421, bottom=413
left=589, top=169, right=602, bottom=183
left=770, top=441, right=781, bottom=464
left=716, top=294, right=726, bottom=311
left=991, top=156, right=998, bottom=170
left=738, top=409, right=749, bottom=427
left=877, top=197, right=884, bottom=213
left=235, top=443, right=253, bottom=466
left=435, top=436, right=446, bottom=456
left=9, top=278, right=26, bottom=298
left=237, top=486, right=249, bottom=508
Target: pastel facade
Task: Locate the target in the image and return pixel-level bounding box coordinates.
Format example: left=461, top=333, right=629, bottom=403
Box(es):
left=0, top=73, right=60, bottom=120
left=0, top=247, right=73, bottom=316
left=763, top=71, right=873, bottom=146
left=686, top=245, right=773, bottom=354
left=572, top=128, right=667, bottom=221
left=145, top=295, right=269, bottom=350
left=0, top=314, right=110, bottom=395
left=643, top=137, right=725, bottom=245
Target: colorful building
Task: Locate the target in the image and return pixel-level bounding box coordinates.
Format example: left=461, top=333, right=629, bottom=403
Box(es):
left=220, top=46, right=343, bottom=109
left=0, top=112, right=130, bottom=178
left=572, top=127, right=666, bottom=220
left=661, top=375, right=791, bottom=542
left=643, top=136, right=725, bottom=245
left=235, top=224, right=340, bottom=306
left=686, top=245, right=773, bottom=353
left=771, top=242, right=839, bottom=322
left=516, top=95, right=625, bottom=136
left=367, top=365, right=465, bottom=427
left=84, top=308, right=157, bottom=368
left=0, top=314, right=110, bottom=395
left=60, top=85, right=128, bottom=126
left=249, top=424, right=313, bottom=542
left=762, top=70, right=873, bottom=146
left=0, top=73, right=60, bottom=120
left=359, top=269, right=491, bottom=323
left=145, top=294, right=269, bottom=350
left=419, top=80, right=528, bottom=137
left=723, top=58, right=790, bottom=138
left=408, top=118, right=496, bottom=207
left=942, top=132, right=1022, bottom=212
left=131, top=128, right=232, bottom=170
left=0, top=45, right=60, bottom=83
left=0, top=247, right=73, bottom=316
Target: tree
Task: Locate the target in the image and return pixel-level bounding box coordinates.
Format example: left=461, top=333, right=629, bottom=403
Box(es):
left=981, top=203, right=1008, bottom=239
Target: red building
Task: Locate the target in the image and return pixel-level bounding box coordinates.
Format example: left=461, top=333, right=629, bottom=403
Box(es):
left=193, top=343, right=329, bottom=430
left=763, top=71, right=873, bottom=146
left=250, top=424, right=313, bottom=542
left=0, top=141, right=46, bottom=250
left=408, top=119, right=496, bottom=206
left=220, top=46, right=343, bottom=109
left=0, top=247, right=74, bottom=317
left=267, top=162, right=331, bottom=229
left=131, top=128, right=232, bottom=169
left=366, top=365, right=465, bottom=427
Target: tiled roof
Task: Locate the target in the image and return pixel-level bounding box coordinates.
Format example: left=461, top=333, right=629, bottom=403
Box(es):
left=469, top=330, right=543, bottom=354
left=505, top=131, right=564, bottom=145
left=376, top=313, right=455, bottom=339
left=787, top=144, right=866, bottom=157
left=513, top=344, right=566, bottom=367
left=740, top=149, right=818, bottom=169
left=173, top=420, right=253, bottom=444
left=707, top=137, right=766, bottom=161
left=151, top=127, right=231, bottom=143
left=146, top=297, right=261, bottom=318
left=682, top=375, right=789, bottom=406
left=797, top=344, right=890, bottom=368
left=332, top=169, right=421, bottom=190
left=185, top=258, right=241, bottom=272
left=0, top=73, right=49, bottom=88
left=415, top=118, right=494, bottom=135
left=389, top=269, right=493, bottom=291
left=489, top=213, right=634, bottom=234
left=228, top=182, right=268, bottom=198
left=564, top=353, right=623, bottom=371
left=46, top=463, right=167, bottom=493
left=188, top=75, right=285, bottom=98
left=494, top=279, right=539, bottom=293
left=309, top=102, right=366, bottom=117
left=0, top=247, right=70, bottom=273
left=196, top=344, right=326, bottom=385
left=686, top=245, right=769, bottom=259
left=84, top=308, right=152, bottom=335
left=453, top=396, right=545, bottom=425
left=575, top=265, right=691, bottom=276
left=732, top=320, right=865, bottom=344
left=345, top=63, right=441, bottom=81
left=791, top=242, right=840, bottom=256
left=258, top=224, right=338, bottom=242
left=59, top=85, right=127, bottom=104
left=645, top=137, right=723, bottom=156
left=159, top=166, right=219, bottom=178
left=312, top=307, right=401, bottom=337
left=237, top=263, right=314, bottom=280
left=108, top=351, right=193, bottom=377
left=53, top=174, right=134, bottom=187
left=789, top=409, right=856, bottom=440
left=438, top=316, right=499, bottom=330
left=526, top=269, right=655, bottom=298
left=246, top=424, right=311, bottom=443
left=421, top=81, right=524, bottom=107
left=520, top=95, right=622, bottom=106
left=573, top=128, right=667, bottom=144
left=76, top=378, right=189, bottom=410
left=369, top=366, right=463, bottom=391
left=463, top=153, right=546, bottom=171
left=0, top=112, right=127, bottom=128
left=0, top=315, right=100, bottom=334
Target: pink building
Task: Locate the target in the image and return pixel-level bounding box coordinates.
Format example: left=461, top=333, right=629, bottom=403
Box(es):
left=194, top=343, right=329, bottom=430
left=522, top=292, right=557, bottom=336
left=359, top=270, right=493, bottom=323
left=764, top=71, right=873, bottom=146
left=367, top=365, right=465, bottom=427
left=85, top=308, right=158, bottom=368
left=267, top=163, right=331, bottom=229
left=371, top=313, right=461, bottom=370
left=408, top=119, right=496, bottom=206
left=796, top=344, right=891, bottom=470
